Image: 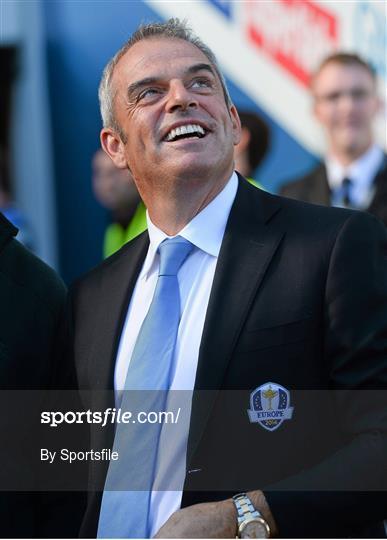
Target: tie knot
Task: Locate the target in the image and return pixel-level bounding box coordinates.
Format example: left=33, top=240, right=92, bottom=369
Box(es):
left=158, top=236, right=193, bottom=276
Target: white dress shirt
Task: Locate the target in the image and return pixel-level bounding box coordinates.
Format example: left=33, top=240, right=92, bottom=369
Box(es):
left=114, top=172, right=238, bottom=537
left=326, top=144, right=384, bottom=209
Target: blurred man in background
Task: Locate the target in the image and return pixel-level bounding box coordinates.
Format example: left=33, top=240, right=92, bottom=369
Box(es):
left=280, top=53, right=387, bottom=226
left=0, top=150, right=34, bottom=249
left=234, top=110, right=270, bottom=188
left=92, top=148, right=147, bottom=258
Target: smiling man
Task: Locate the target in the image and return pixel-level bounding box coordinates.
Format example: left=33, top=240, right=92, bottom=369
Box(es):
left=99, top=32, right=240, bottom=236
left=70, top=20, right=387, bottom=538
left=281, top=53, right=387, bottom=226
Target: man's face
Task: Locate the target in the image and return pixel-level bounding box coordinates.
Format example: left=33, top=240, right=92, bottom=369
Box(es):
left=104, top=37, right=240, bottom=192
left=312, top=62, right=379, bottom=156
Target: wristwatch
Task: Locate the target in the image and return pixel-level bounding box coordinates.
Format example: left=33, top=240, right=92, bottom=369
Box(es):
left=232, top=493, right=271, bottom=538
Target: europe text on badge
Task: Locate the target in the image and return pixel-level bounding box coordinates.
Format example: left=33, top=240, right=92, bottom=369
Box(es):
left=247, top=382, right=294, bottom=431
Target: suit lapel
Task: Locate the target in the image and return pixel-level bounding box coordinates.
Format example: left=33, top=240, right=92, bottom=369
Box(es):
left=368, top=154, right=387, bottom=216
left=85, top=233, right=149, bottom=490
left=309, top=164, right=331, bottom=205
left=187, top=177, right=284, bottom=466
left=86, top=233, right=149, bottom=392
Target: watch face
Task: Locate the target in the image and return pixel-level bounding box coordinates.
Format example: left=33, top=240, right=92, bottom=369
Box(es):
left=240, top=519, right=269, bottom=539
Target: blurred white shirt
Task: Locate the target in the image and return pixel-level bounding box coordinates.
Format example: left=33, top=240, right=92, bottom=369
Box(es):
left=326, top=144, right=384, bottom=209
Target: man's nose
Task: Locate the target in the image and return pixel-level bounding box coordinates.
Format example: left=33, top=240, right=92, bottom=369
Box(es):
left=165, top=80, right=198, bottom=112
left=337, top=91, right=358, bottom=112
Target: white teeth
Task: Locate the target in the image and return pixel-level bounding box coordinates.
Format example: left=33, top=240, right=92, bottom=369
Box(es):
left=165, top=123, right=205, bottom=141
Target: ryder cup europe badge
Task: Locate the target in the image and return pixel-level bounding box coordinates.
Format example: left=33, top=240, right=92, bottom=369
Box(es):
left=247, top=382, right=294, bottom=431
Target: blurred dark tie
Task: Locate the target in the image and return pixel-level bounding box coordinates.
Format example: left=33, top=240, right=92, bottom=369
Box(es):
left=341, top=177, right=353, bottom=207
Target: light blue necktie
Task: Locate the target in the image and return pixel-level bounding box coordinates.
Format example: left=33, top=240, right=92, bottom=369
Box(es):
left=97, top=236, right=193, bottom=539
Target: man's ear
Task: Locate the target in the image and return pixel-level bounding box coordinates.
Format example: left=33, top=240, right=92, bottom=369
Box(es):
left=100, top=128, right=127, bottom=169
left=230, top=105, right=242, bottom=146
left=373, top=95, right=383, bottom=117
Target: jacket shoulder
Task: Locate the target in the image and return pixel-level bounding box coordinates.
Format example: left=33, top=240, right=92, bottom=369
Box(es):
left=0, top=237, right=67, bottom=315
left=279, top=164, right=325, bottom=196
left=0, top=211, right=18, bottom=251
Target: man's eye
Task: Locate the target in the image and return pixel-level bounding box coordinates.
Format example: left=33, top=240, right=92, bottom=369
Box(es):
left=326, top=92, right=341, bottom=102
left=138, top=88, right=160, bottom=101
left=191, top=78, right=212, bottom=89
left=319, top=88, right=371, bottom=103
left=351, top=88, right=370, bottom=100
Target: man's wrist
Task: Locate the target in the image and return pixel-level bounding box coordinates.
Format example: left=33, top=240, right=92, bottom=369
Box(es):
left=218, top=497, right=239, bottom=537
left=247, top=490, right=278, bottom=537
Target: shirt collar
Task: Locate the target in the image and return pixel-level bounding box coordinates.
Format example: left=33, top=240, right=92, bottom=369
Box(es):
left=326, top=144, right=384, bottom=190
left=140, top=171, right=238, bottom=281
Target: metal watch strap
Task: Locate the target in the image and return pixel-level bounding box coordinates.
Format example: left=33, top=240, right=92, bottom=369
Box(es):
left=233, top=493, right=261, bottom=526
left=232, top=493, right=270, bottom=538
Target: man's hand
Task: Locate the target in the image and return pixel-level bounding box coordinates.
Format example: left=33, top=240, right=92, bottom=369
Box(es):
left=154, top=490, right=277, bottom=538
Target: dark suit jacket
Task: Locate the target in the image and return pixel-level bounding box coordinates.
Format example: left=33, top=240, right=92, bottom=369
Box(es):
left=70, top=177, right=387, bottom=538
left=0, top=213, right=66, bottom=390
left=280, top=155, right=387, bottom=227
left=0, top=212, right=85, bottom=538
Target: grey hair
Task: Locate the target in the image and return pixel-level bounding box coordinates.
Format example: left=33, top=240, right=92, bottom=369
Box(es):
left=98, top=18, right=232, bottom=137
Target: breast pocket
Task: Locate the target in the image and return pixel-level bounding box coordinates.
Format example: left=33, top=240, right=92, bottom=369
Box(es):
left=236, top=313, right=313, bottom=352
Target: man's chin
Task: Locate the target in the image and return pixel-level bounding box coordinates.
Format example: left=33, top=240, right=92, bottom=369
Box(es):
left=335, top=134, right=370, bottom=157
left=168, top=157, right=218, bottom=178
